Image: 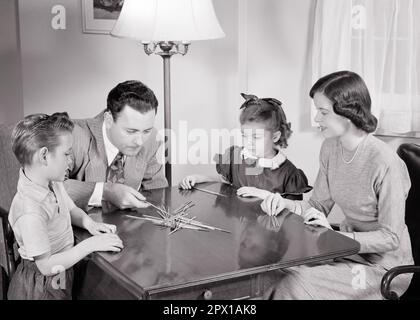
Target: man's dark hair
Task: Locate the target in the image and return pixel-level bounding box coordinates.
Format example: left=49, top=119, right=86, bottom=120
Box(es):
left=107, top=80, right=158, bottom=120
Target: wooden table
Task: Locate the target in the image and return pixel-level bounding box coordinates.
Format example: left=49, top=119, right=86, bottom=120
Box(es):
left=74, top=183, right=360, bottom=300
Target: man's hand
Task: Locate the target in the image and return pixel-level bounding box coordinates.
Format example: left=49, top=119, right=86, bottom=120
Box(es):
left=103, top=182, right=149, bottom=209
left=237, top=187, right=272, bottom=199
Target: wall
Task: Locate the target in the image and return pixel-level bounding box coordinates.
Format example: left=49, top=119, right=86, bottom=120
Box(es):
left=244, top=0, right=322, bottom=185
left=241, top=0, right=345, bottom=248
left=13, top=0, right=420, bottom=199
left=19, top=0, right=162, bottom=119
left=243, top=0, right=333, bottom=216
left=17, top=0, right=239, bottom=185
left=0, top=0, right=23, bottom=124
left=242, top=0, right=420, bottom=222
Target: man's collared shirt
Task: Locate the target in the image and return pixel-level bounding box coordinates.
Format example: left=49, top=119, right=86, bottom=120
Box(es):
left=88, top=122, right=126, bottom=206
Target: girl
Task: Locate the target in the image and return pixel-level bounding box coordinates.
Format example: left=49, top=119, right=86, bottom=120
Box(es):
left=261, top=71, right=414, bottom=299
left=8, top=112, right=124, bottom=299
left=179, top=93, right=311, bottom=201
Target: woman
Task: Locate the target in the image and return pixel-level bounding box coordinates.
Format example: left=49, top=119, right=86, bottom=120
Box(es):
left=261, top=71, right=413, bottom=299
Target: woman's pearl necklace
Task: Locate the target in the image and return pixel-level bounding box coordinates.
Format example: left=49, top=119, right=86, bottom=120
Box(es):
left=340, top=137, right=366, bottom=164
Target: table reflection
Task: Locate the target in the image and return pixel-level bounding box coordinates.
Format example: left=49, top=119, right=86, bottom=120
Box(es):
left=237, top=216, right=290, bottom=268
left=80, top=183, right=357, bottom=293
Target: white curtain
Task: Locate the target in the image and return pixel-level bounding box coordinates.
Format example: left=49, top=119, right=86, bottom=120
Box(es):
left=311, top=0, right=420, bottom=134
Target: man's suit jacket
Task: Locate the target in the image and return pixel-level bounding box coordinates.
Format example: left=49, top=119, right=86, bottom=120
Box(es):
left=64, top=112, right=168, bottom=209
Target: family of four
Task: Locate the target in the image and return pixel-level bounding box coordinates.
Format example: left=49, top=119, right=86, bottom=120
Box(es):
left=7, top=71, right=413, bottom=300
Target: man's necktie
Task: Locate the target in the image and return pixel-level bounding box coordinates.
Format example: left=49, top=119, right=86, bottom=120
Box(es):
left=107, top=152, right=125, bottom=184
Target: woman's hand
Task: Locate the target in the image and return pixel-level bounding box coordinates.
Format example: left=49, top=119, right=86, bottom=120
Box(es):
left=260, top=193, right=287, bottom=216
left=237, top=187, right=272, bottom=199
left=339, top=219, right=354, bottom=232
left=303, top=207, right=332, bottom=230
left=84, top=218, right=117, bottom=235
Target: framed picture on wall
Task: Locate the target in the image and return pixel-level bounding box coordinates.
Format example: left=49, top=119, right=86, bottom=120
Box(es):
left=82, top=0, right=123, bottom=34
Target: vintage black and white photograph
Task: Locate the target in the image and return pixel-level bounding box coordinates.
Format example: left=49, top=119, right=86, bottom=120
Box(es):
left=0, top=0, right=419, bottom=306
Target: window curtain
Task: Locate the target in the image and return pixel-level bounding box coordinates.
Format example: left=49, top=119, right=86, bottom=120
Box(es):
left=311, top=0, right=420, bottom=134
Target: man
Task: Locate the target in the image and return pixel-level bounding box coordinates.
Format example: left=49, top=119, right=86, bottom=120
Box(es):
left=64, top=80, right=168, bottom=210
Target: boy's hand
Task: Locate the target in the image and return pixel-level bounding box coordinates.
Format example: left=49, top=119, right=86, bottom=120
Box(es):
left=179, top=175, right=200, bottom=190
left=237, top=187, right=272, bottom=200
left=85, top=218, right=117, bottom=235
left=84, top=233, right=124, bottom=253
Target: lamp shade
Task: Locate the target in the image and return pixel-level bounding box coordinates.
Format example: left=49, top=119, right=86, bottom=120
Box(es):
left=110, top=0, right=225, bottom=42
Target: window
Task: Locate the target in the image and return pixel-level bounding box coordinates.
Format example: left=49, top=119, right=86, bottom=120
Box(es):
left=312, top=0, right=420, bottom=135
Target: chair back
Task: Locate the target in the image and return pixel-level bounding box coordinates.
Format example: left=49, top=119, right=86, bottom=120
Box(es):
left=0, top=124, right=20, bottom=285
left=0, top=124, right=20, bottom=216
left=397, top=143, right=420, bottom=265
left=397, top=143, right=420, bottom=299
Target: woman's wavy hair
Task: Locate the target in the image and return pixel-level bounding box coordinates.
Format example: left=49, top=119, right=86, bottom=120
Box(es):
left=11, top=112, right=74, bottom=166
left=309, top=71, right=377, bottom=133
left=239, top=93, right=292, bottom=148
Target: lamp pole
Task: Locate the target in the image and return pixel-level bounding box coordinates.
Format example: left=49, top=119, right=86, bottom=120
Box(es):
left=143, top=41, right=189, bottom=187
left=110, top=0, right=225, bottom=186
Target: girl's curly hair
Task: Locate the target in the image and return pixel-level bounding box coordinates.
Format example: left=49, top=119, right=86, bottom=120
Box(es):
left=239, top=93, right=292, bottom=148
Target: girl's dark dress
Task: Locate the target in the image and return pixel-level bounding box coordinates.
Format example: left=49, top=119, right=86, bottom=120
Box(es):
left=215, top=146, right=312, bottom=200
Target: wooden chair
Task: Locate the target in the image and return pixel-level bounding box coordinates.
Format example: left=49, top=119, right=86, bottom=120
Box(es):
left=0, top=124, right=20, bottom=299
left=381, top=143, right=420, bottom=300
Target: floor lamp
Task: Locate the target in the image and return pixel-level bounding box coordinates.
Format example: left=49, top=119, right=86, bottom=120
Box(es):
left=110, top=0, right=225, bottom=186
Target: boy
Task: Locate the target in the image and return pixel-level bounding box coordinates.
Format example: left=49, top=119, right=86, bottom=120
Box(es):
left=8, top=112, right=123, bottom=299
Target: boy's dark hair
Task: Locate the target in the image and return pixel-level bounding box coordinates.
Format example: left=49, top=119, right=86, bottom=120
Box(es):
left=107, top=80, right=158, bottom=120
left=239, top=93, right=292, bottom=148
left=11, top=112, right=74, bottom=166
left=309, top=70, right=378, bottom=133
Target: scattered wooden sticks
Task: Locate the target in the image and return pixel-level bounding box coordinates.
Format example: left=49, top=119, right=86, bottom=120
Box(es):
left=268, top=216, right=281, bottom=229
left=125, top=200, right=230, bottom=235
left=192, top=186, right=228, bottom=197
